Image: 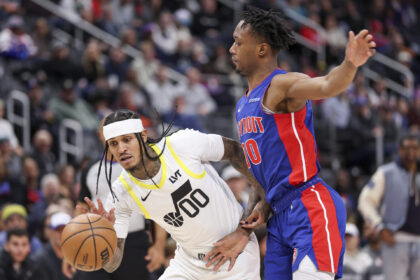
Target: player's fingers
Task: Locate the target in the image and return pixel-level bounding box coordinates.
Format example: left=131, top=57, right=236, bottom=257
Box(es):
left=348, top=31, right=355, bottom=43
left=84, top=197, right=97, bottom=211
left=363, top=34, right=373, bottom=42
left=213, top=256, right=228, bottom=271
left=228, top=256, right=237, bottom=271
left=356, top=29, right=368, bottom=39
left=369, top=49, right=376, bottom=56
left=369, top=41, right=376, bottom=48
left=206, top=253, right=223, bottom=268
left=203, top=248, right=219, bottom=262
left=108, top=208, right=116, bottom=223
left=97, top=198, right=105, bottom=212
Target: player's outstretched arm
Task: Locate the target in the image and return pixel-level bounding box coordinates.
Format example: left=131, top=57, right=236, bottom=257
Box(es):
left=274, top=29, right=376, bottom=101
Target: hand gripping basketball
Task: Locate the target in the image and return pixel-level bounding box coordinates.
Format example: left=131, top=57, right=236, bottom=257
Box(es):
left=78, top=197, right=116, bottom=225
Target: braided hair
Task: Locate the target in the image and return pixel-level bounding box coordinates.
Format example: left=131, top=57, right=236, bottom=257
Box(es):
left=97, top=109, right=174, bottom=201
left=240, top=6, right=296, bottom=52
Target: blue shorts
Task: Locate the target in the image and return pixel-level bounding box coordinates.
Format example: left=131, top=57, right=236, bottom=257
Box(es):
left=265, top=176, right=346, bottom=279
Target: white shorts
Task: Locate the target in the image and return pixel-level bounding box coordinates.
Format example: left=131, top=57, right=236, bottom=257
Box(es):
left=159, top=233, right=261, bottom=280
left=293, top=256, right=335, bottom=280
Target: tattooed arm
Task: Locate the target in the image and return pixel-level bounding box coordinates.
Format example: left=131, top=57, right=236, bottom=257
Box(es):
left=221, top=137, right=268, bottom=223
left=103, top=238, right=126, bottom=272
left=203, top=137, right=269, bottom=271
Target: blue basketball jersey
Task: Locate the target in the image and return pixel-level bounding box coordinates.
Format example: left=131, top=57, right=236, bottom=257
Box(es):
left=235, top=69, right=321, bottom=206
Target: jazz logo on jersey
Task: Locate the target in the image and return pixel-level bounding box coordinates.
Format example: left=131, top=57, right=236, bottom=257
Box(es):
left=163, top=180, right=209, bottom=227
left=169, top=170, right=182, bottom=183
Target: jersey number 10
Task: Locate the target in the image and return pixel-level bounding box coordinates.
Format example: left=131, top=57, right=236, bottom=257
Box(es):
left=242, top=139, right=262, bottom=167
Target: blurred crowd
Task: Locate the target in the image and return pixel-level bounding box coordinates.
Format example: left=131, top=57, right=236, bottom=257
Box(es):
left=0, top=0, right=419, bottom=279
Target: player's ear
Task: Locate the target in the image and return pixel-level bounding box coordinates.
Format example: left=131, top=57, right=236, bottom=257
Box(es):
left=257, top=43, right=268, bottom=57
left=141, top=130, right=148, bottom=143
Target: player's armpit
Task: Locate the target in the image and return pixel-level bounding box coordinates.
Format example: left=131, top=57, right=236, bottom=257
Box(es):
left=103, top=238, right=126, bottom=273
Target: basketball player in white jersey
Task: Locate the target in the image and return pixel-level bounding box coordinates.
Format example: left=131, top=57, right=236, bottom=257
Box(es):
left=81, top=109, right=267, bottom=279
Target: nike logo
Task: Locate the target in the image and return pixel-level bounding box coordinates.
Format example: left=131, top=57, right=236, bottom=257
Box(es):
left=141, top=190, right=152, bottom=201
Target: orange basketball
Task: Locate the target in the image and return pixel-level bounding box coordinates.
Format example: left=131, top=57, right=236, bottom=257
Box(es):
left=61, top=213, right=117, bottom=271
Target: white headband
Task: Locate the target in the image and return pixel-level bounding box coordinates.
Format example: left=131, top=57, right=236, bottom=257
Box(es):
left=103, top=119, right=145, bottom=141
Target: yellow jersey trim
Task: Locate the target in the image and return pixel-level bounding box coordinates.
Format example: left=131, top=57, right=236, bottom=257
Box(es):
left=167, top=137, right=206, bottom=179
left=127, top=142, right=167, bottom=189
left=119, top=175, right=151, bottom=219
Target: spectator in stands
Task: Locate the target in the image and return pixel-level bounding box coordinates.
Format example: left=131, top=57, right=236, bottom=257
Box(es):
left=31, top=17, right=53, bottom=61
left=0, top=228, right=42, bottom=280
left=48, top=79, right=100, bottom=131
left=0, top=136, right=22, bottom=182
left=321, top=90, right=351, bottom=129
left=191, top=0, right=225, bottom=46
left=342, top=223, right=373, bottom=279
left=131, top=40, right=160, bottom=87
left=105, top=47, right=130, bottom=86
left=82, top=39, right=106, bottom=82
left=28, top=174, right=61, bottom=235
left=408, top=95, right=420, bottom=131
left=39, top=40, right=84, bottom=82
left=109, top=0, right=135, bottom=31
left=0, top=204, right=42, bottom=255
left=121, top=27, right=138, bottom=48
left=151, top=10, right=178, bottom=61
left=361, top=223, right=385, bottom=280
left=358, top=133, right=420, bottom=280
left=323, top=13, right=347, bottom=64
left=35, top=211, right=77, bottom=280
left=0, top=16, right=37, bottom=60
left=27, top=80, right=50, bottom=135
left=176, top=67, right=216, bottom=116
left=30, top=129, right=56, bottom=178
left=115, top=82, right=150, bottom=117
left=57, top=164, right=77, bottom=202
left=0, top=151, right=15, bottom=205
left=145, top=65, right=178, bottom=116
left=221, top=165, right=249, bottom=209
left=20, top=157, right=41, bottom=210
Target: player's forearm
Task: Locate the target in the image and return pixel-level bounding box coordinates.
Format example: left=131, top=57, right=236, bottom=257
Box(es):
left=221, top=137, right=261, bottom=188
left=153, top=223, right=168, bottom=250
left=103, top=238, right=125, bottom=273
left=321, top=59, right=357, bottom=98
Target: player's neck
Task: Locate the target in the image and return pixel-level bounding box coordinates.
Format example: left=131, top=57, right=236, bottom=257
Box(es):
left=247, top=61, right=278, bottom=93
left=130, top=145, right=161, bottom=180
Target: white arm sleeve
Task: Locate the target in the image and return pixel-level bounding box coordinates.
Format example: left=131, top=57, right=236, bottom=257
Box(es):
left=169, top=129, right=224, bottom=162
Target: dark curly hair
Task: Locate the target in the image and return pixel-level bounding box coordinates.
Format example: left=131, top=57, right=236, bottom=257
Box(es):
left=240, top=6, right=296, bottom=52
left=98, top=109, right=174, bottom=201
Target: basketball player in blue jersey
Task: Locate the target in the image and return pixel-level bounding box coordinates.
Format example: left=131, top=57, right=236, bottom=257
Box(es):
left=206, top=6, right=376, bottom=280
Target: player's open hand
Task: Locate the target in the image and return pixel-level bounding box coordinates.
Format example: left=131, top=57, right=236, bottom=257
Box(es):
left=240, top=200, right=271, bottom=229
left=204, top=227, right=249, bottom=271
left=78, top=197, right=116, bottom=224
left=345, top=29, right=376, bottom=67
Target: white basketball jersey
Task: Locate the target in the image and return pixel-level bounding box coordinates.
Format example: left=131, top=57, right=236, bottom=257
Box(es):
left=109, top=130, right=243, bottom=257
